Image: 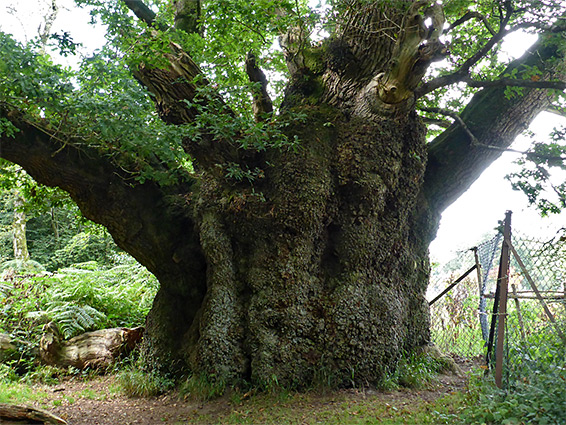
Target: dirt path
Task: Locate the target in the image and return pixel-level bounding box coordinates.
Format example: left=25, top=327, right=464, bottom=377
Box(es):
left=27, top=358, right=475, bottom=425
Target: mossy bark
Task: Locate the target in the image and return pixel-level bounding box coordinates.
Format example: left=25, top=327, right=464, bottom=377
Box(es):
left=141, top=105, right=431, bottom=387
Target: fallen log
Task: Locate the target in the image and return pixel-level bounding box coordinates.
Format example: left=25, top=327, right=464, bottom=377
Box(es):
left=0, top=333, right=17, bottom=362
left=0, top=403, right=67, bottom=424
left=39, top=323, right=144, bottom=369
left=0, top=333, right=37, bottom=367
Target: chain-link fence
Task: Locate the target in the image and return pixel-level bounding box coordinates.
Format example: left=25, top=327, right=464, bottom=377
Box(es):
left=429, top=234, right=501, bottom=359
left=502, top=230, right=566, bottom=389
left=429, top=215, right=566, bottom=389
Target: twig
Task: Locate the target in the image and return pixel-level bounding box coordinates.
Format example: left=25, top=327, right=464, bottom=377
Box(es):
left=445, top=11, right=496, bottom=36
left=463, top=75, right=566, bottom=90
left=420, top=106, right=479, bottom=145
left=420, top=105, right=566, bottom=161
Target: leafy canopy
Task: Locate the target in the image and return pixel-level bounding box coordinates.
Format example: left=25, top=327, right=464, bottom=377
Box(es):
left=1, top=0, right=566, bottom=208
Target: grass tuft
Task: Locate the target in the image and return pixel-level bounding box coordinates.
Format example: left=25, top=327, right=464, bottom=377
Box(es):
left=179, top=372, right=227, bottom=401
left=117, top=367, right=174, bottom=398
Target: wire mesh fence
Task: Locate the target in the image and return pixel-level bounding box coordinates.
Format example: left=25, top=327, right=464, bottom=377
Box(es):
left=429, top=234, right=500, bottom=359
left=502, top=230, right=566, bottom=389
left=429, top=214, right=566, bottom=389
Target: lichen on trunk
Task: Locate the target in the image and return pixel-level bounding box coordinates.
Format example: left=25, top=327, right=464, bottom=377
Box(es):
left=12, top=192, right=30, bottom=262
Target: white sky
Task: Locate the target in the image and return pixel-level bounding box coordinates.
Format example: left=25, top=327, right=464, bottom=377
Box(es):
left=430, top=112, right=566, bottom=262
left=3, top=0, right=566, bottom=264
left=1, top=0, right=106, bottom=66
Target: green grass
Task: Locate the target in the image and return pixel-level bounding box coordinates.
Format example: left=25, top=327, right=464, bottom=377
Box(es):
left=180, top=372, right=228, bottom=402
left=0, top=373, right=469, bottom=424
left=183, top=388, right=468, bottom=424
left=0, top=380, right=49, bottom=405
left=117, top=367, right=174, bottom=398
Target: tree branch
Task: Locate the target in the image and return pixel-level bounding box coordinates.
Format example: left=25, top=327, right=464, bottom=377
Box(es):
left=463, top=76, right=566, bottom=90
left=245, top=52, right=273, bottom=122
left=445, top=11, right=496, bottom=36
left=420, top=106, right=479, bottom=144
left=420, top=116, right=451, bottom=128
left=422, top=106, right=566, bottom=160
left=122, top=0, right=165, bottom=30
left=422, top=31, right=565, bottom=215
left=545, top=104, right=566, bottom=118
left=123, top=0, right=201, bottom=34
left=120, top=0, right=241, bottom=171
left=0, top=103, right=203, bottom=283
left=417, top=6, right=566, bottom=98
left=416, top=6, right=514, bottom=98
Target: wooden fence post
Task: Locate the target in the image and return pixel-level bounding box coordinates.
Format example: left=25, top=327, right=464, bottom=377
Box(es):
left=494, top=211, right=512, bottom=389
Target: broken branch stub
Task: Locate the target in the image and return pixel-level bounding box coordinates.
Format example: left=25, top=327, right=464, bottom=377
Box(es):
left=375, top=2, right=447, bottom=105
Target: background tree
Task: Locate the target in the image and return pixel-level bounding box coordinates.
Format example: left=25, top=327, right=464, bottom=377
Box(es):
left=0, top=162, right=118, bottom=270
left=1, top=0, right=566, bottom=387
left=11, top=174, right=29, bottom=262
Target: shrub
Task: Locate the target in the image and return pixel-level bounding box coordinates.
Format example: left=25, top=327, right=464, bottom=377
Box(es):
left=461, top=331, right=566, bottom=424
left=46, top=231, right=120, bottom=271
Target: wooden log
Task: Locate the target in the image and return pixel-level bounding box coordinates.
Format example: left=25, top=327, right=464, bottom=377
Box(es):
left=0, top=333, right=16, bottom=351
left=0, top=333, right=35, bottom=364
left=39, top=323, right=144, bottom=369
left=0, top=403, right=67, bottom=424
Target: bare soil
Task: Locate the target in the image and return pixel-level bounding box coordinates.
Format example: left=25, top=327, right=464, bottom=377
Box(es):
left=26, top=357, right=477, bottom=425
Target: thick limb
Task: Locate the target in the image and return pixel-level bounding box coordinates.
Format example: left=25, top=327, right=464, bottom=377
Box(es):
left=423, top=34, right=565, bottom=215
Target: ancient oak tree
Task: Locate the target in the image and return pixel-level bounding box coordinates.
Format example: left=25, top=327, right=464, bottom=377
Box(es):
left=1, top=0, right=566, bottom=386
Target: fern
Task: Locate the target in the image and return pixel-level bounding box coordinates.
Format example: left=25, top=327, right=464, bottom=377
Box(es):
left=29, top=302, right=106, bottom=339
left=4, top=258, right=158, bottom=343
left=49, top=303, right=105, bottom=339
left=0, top=260, right=45, bottom=273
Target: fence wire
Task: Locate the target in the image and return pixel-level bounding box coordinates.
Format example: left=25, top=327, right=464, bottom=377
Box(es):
left=429, top=227, right=566, bottom=389
left=502, top=230, right=566, bottom=388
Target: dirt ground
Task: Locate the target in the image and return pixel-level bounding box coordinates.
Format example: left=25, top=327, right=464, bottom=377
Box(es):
left=25, top=357, right=477, bottom=425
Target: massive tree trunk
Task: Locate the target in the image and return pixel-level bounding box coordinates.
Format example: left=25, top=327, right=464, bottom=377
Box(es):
left=174, top=108, right=431, bottom=385
left=1, top=0, right=564, bottom=387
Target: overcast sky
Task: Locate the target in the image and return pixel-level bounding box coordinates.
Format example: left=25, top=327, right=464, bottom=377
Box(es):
left=3, top=0, right=566, bottom=263
left=430, top=112, right=566, bottom=262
